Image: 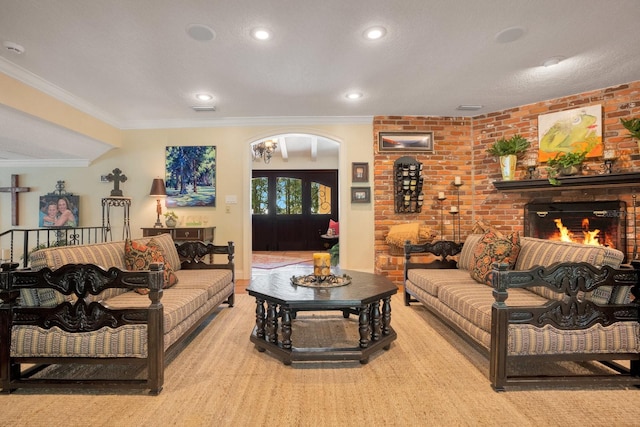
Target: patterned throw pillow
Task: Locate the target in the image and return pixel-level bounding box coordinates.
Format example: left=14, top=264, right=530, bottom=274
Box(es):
left=124, top=238, right=178, bottom=293
left=470, top=230, right=521, bottom=285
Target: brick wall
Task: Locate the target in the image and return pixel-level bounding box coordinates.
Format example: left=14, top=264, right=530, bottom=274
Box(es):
left=374, top=80, right=640, bottom=284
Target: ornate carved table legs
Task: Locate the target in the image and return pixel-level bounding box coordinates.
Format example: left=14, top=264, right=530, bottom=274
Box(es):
left=250, top=296, right=395, bottom=365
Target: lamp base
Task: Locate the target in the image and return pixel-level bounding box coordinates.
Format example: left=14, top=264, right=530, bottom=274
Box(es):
left=153, top=221, right=163, bottom=228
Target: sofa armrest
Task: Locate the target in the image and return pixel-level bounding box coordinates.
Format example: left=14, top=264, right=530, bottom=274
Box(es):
left=491, top=261, right=640, bottom=329
left=404, top=240, right=462, bottom=272
left=175, top=240, right=235, bottom=270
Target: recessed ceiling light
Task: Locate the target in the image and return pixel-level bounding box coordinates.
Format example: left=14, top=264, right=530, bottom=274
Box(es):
left=3, top=41, right=25, bottom=54
left=542, top=56, right=565, bottom=67
left=345, top=92, right=363, bottom=100
left=195, top=93, right=213, bottom=101
left=186, top=24, right=216, bottom=41
left=494, top=26, right=525, bottom=43
left=364, top=26, right=387, bottom=40
left=251, top=28, right=272, bottom=41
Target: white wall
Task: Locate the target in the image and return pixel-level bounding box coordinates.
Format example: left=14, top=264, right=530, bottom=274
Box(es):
left=0, top=122, right=375, bottom=279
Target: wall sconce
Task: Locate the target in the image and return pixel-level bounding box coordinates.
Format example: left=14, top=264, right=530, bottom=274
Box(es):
left=149, top=178, right=167, bottom=228
left=252, top=139, right=278, bottom=163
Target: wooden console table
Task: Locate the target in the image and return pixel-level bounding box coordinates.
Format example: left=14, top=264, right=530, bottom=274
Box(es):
left=141, top=226, right=215, bottom=242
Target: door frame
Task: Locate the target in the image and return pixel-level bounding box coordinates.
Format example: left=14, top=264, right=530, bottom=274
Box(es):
left=242, top=132, right=344, bottom=278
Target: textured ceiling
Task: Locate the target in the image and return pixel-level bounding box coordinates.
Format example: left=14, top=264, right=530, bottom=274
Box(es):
left=0, top=0, right=639, bottom=164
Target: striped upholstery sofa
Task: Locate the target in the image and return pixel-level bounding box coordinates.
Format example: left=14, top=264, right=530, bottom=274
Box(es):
left=404, top=235, right=640, bottom=390
left=0, top=233, right=234, bottom=395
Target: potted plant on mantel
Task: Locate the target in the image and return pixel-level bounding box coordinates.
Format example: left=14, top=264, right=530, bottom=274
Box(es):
left=620, top=117, right=640, bottom=152
left=486, top=134, right=530, bottom=181
left=545, top=150, right=588, bottom=185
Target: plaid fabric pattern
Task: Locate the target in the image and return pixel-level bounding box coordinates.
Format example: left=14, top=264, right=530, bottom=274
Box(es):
left=11, top=325, right=148, bottom=358
left=437, top=282, right=547, bottom=333
left=508, top=322, right=639, bottom=355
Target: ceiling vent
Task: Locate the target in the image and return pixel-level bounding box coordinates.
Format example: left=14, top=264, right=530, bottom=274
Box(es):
left=191, top=106, right=216, bottom=112
left=456, top=105, right=483, bottom=111
left=3, top=41, right=25, bottom=54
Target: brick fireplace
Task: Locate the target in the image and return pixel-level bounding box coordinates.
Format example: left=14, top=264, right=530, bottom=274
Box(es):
left=524, top=200, right=627, bottom=261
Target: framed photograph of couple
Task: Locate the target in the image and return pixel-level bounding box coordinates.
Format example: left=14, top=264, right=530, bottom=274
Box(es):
left=378, top=132, right=434, bottom=152
left=39, top=195, right=79, bottom=227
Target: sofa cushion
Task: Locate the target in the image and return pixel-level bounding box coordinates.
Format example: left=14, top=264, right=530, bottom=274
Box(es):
left=437, top=282, right=548, bottom=333
left=470, top=230, right=520, bottom=285
left=406, top=269, right=472, bottom=298
left=457, top=234, right=484, bottom=271
left=125, top=238, right=178, bottom=291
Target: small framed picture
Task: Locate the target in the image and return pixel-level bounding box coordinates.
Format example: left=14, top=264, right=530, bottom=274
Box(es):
left=39, top=195, right=79, bottom=227
left=378, top=131, right=434, bottom=152
left=351, top=187, right=371, bottom=203
left=352, top=162, right=369, bottom=183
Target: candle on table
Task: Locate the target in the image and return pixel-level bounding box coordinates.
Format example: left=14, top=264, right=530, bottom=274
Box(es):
left=313, top=253, right=331, bottom=276
left=454, top=176, right=461, bottom=185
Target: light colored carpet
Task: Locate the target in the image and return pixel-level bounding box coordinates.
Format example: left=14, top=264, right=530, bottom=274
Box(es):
left=252, top=253, right=313, bottom=269
left=2, top=294, right=640, bottom=427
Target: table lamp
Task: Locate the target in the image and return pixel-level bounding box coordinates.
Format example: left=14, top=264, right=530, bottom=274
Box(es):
left=149, top=178, right=167, bottom=228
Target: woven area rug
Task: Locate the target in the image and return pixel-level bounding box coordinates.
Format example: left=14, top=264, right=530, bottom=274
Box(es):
left=252, top=253, right=312, bottom=269
left=4, top=294, right=640, bottom=426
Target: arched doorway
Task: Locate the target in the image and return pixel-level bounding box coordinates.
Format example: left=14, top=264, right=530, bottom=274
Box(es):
left=250, top=133, right=340, bottom=252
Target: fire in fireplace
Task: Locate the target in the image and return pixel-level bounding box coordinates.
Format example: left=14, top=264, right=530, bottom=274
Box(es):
left=524, top=201, right=627, bottom=261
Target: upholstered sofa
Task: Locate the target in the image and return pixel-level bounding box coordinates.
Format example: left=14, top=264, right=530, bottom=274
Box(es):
left=0, top=233, right=234, bottom=395
left=404, top=233, right=640, bottom=390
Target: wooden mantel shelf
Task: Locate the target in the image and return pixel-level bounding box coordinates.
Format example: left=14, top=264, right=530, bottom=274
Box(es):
left=493, top=172, right=640, bottom=192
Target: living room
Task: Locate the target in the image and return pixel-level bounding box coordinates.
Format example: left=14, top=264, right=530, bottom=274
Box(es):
left=1, top=1, right=640, bottom=425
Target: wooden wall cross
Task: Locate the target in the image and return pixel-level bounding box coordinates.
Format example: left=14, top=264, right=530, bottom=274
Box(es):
left=0, top=174, right=31, bottom=226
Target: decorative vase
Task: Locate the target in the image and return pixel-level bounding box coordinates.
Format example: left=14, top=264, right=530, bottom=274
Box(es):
left=499, top=154, right=517, bottom=181
left=559, top=165, right=580, bottom=176
left=165, top=217, right=177, bottom=228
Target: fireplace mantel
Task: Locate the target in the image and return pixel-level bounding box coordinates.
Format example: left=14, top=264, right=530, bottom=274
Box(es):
left=493, top=172, right=640, bottom=192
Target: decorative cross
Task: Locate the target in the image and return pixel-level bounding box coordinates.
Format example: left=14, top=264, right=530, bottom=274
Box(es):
left=106, top=168, right=127, bottom=196
left=0, top=174, right=30, bottom=226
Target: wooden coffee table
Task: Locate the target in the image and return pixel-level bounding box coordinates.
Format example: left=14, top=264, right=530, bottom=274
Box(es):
left=246, top=269, right=397, bottom=364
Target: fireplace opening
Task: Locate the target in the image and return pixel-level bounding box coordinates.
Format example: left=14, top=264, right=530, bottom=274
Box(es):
left=524, top=201, right=627, bottom=261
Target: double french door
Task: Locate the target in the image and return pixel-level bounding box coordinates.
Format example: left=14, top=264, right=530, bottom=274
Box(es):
left=252, top=170, right=338, bottom=251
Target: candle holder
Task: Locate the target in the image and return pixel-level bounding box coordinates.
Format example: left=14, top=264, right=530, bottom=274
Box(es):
left=437, top=193, right=446, bottom=239
left=449, top=209, right=459, bottom=242
left=601, top=149, right=616, bottom=174
left=451, top=179, right=463, bottom=243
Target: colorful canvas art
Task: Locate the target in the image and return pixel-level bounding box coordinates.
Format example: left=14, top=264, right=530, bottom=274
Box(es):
left=165, top=146, right=216, bottom=207
left=537, top=105, right=602, bottom=162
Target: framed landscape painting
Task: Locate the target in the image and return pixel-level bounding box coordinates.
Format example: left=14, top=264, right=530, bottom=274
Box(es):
left=165, top=146, right=216, bottom=207
left=537, top=105, right=603, bottom=162
left=378, top=132, right=434, bottom=152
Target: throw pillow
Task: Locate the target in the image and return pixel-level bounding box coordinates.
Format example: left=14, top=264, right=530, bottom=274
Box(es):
left=470, top=230, right=521, bottom=285
left=328, top=219, right=340, bottom=236
left=124, top=239, right=178, bottom=293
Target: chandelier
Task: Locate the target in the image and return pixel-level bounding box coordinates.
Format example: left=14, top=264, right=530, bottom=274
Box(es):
left=252, top=139, right=278, bottom=163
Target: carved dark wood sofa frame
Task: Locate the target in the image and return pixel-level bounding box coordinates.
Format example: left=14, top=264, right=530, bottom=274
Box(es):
left=404, top=239, right=640, bottom=391
left=0, top=240, right=234, bottom=395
